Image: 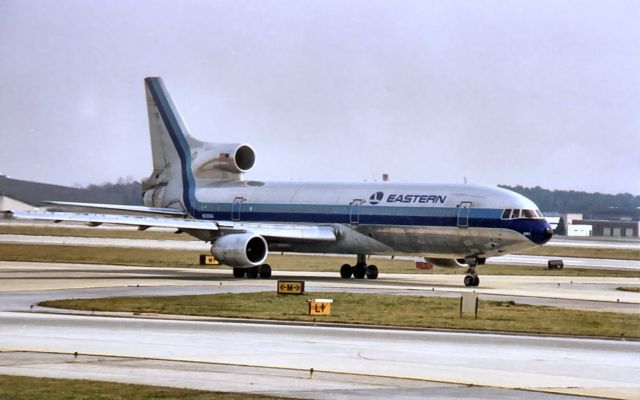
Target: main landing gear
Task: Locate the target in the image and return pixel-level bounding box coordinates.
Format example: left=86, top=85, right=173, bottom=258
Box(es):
left=340, top=254, right=378, bottom=280
left=463, top=257, right=480, bottom=287
left=233, top=264, right=272, bottom=279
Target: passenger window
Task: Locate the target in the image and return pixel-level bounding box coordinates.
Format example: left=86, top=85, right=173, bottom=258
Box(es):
left=502, top=209, right=511, bottom=219
left=511, top=209, right=520, bottom=219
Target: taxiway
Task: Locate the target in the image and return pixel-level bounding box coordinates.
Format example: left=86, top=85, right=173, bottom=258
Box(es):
left=0, top=260, right=639, bottom=399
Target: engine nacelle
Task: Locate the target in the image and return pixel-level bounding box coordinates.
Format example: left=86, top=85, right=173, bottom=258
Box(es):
left=191, top=143, right=255, bottom=180
left=211, top=233, right=268, bottom=267
left=426, top=257, right=486, bottom=268
left=426, top=258, right=465, bottom=268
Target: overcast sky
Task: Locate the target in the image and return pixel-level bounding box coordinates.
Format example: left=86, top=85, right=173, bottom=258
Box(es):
left=1, top=0, right=638, bottom=194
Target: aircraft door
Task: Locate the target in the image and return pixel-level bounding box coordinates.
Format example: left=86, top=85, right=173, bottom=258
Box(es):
left=232, top=197, right=244, bottom=221
left=350, top=199, right=364, bottom=224
left=457, top=201, right=472, bottom=228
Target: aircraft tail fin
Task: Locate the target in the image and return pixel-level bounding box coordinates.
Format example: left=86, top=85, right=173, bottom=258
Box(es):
left=142, top=77, right=256, bottom=210
left=144, top=77, right=202, bottom=178
left=143, top=77, right=200, bottom=211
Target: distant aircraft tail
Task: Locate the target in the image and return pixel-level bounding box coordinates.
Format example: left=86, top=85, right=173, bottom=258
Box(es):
left=142, top=77, right=256, bottom=212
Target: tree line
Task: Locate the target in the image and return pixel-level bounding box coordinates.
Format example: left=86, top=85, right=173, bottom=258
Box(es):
left=500, top=185, right=640, bottom=219
left=82, top=178, right=143, bottom=205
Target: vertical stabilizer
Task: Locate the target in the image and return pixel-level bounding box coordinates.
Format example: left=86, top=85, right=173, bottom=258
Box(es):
left=145, top=77, right=202, bottom=174
left=143, top=77, right=199, bottom=212
left=142, top=77, right=256, bottom=213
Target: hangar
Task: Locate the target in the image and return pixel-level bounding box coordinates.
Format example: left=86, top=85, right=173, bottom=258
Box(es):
left=574, top=218, right=639, bottom=238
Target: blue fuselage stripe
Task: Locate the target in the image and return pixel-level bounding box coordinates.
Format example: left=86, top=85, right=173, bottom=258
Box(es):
left=194, top=205, right=543, bottom=231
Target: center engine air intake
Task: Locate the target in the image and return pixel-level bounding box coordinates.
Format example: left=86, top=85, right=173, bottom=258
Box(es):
left=211, top=233, right=268, bottom=267
left=191, top=143, right=256, bottom=180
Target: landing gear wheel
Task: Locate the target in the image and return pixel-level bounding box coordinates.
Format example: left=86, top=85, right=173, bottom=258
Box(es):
left=246, top=266, right=259, bottom=279
left=259, top=264, right=272, bottom=279
left=340, top=264, right=353, bottom=279
left=233, top=267, right=245, bottom=278
left=473, top=275, right=480, bottom=286
left=353, top=264, right=366, bottom=279
left=464, top=275, right=475, bottom=287
left=366, top=265, right=379, bottom=279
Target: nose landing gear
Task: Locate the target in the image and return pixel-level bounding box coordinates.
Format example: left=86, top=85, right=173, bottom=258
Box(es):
left=464, top=271, right=479, bottom=287
left=463, top=257, right=480, bottom=287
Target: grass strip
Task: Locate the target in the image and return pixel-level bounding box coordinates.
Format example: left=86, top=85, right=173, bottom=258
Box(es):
left=1, top=243, right=639, bottom=277
left=0, top=243, right=204, bottom=267
left=40, top=292, right=640, bottom=339
left=0, top=374, right=285, bottom=400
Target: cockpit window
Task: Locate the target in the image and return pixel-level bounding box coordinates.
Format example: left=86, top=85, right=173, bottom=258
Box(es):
left=502, top=208, right=543, bottom=220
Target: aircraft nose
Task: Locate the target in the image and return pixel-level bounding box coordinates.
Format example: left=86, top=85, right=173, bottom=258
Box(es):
left=543, top=227, right=553, bottom=242
left=529, top=224, right=553, bottom=245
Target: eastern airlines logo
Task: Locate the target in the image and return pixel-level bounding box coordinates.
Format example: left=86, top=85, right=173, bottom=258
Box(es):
left=368, top=192, right=447, bottom=205
left=369, top=191, right=384, bottom=205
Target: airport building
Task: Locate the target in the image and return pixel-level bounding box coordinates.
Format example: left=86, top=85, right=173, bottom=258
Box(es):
left=545, top=213, right=589, bottom=236
left=573, top=219, right=639, bottom=238
left=546, top=211, right=640, bottom=238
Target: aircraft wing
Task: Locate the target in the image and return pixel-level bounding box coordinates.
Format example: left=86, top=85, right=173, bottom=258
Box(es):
left=4, top=210, right=219, bottom=231
left=228, top=222, right=337, bottom=242
left=44, top=201, right=187, bottom=217
left=3, top=210, right=337, bottom=242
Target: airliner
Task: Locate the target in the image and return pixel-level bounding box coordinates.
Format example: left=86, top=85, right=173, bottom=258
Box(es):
left=6, top=77, right=553, bottom=286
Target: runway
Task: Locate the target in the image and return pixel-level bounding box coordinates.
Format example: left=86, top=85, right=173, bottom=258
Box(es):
left=2, top=312, right=638, bottom=400
left=0, top=261, right=639, bottom=399
left=491, top=254, right=640, bottom=271
left=4, top=352, right=535, bottom=400
left=549, top=237, right=640, bottom=251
